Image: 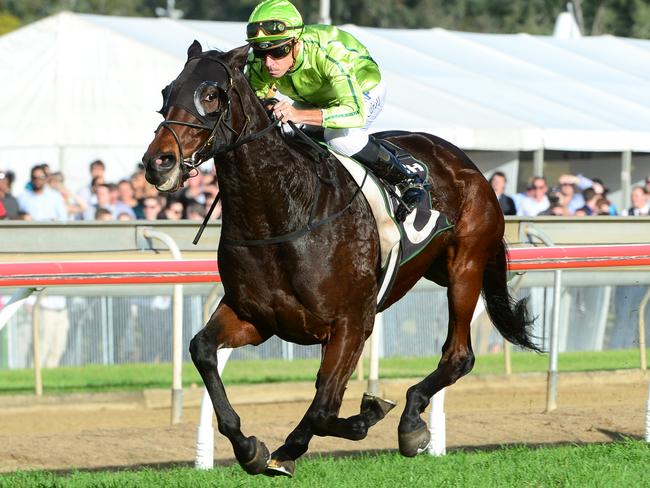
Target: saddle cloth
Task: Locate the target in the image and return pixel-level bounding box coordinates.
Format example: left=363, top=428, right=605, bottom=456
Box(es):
left=328, top=149, right=453, bottom=308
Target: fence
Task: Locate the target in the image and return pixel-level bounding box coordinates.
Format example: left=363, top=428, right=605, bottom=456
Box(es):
left=1, top=244, right=649, bottom=466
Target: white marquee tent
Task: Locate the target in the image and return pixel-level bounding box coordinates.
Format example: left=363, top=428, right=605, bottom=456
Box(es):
left=1, top=11, right=649, bottom=194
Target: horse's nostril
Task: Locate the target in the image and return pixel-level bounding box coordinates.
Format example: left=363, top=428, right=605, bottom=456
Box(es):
left=154, top=154, right=176, bottom=169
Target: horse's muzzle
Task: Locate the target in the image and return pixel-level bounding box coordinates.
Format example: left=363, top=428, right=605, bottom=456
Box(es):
left=142, top=152, right=183, bottom=191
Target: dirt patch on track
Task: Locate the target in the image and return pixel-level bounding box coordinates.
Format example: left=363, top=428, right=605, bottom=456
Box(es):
left=1, top=371, right=648, bottom=473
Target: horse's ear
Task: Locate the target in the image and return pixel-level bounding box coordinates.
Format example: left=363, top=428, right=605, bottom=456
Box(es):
left=223, top=45, right=251, bottom=71
left=187, top=40, right=203, bottom=59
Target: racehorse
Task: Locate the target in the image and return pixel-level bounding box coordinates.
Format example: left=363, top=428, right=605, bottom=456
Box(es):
left=142, top=41, right=539, bottom=477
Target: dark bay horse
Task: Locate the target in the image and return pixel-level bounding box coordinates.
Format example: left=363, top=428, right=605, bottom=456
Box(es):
left=142, top=41, right=538, bottom=477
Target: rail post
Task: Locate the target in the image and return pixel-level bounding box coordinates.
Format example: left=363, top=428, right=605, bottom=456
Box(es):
left=142, top=228, right=184, bottom=425
left=367, top=312, right=382, bottom=396
left=639, top=288, right=649, bottom=371
left=31, top=291, right=44, bottom=396
left=195, top=285, right=233, bottom=470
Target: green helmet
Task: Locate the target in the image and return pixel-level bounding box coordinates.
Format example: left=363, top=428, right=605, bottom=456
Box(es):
left=246, top=0, right=304, bottom=44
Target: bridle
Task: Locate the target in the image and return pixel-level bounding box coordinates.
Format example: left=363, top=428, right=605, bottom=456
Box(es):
left=154, top=54, right=280, bottom=174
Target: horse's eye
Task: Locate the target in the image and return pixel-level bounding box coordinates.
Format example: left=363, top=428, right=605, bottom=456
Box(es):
left=194, top=81, right=227, bottom=117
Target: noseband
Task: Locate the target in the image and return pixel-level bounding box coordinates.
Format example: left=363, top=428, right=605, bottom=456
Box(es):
left=155, top=55, right=280, bottom=174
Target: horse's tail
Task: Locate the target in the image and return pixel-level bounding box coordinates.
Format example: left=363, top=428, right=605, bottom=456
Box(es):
left=481, top=241, right=542, bottom=352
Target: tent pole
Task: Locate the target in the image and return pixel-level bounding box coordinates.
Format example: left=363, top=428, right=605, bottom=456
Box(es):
left=621, top=151, right=632, bottom=210
left=533, top=148, right=544, bottom=177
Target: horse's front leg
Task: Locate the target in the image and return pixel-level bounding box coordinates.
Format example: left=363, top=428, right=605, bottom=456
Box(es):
left=266, top=315, right=396, bottom=477
left=189, top=300, right=271, bottom=475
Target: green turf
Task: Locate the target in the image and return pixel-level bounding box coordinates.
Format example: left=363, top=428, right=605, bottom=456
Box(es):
left=1, top=440, right=647, bottom=487
left=0, top=349, right=647, bottom=395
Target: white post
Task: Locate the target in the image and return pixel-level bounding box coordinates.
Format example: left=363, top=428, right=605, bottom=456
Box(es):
left=171, top=282, right=183, bottom=424
left=546, top=269, right=562, bottom=412
left=142, top=228, right=184, bottom=425
left=367, top=313, right=382, bottom=396
left=428, top=388, right=446, bottom=456
left=318, top=0, right=331, bottom=24
left=195, top=347, right=232, bottom=469
left=645, top=383, right=650, bottom=443
left=32, top=292, right=44, bottom=396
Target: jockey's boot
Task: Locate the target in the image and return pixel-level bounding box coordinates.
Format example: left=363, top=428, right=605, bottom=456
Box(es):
left=353, top=140, right=427, bottom=222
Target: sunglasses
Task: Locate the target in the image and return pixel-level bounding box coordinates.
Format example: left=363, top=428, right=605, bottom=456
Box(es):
left=252, top=41, right=293, bottom=60
left=246, top=20, right=302, bottom=39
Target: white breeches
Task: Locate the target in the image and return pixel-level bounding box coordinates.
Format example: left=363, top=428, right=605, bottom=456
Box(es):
left=324, top=80, right=387, bottom=157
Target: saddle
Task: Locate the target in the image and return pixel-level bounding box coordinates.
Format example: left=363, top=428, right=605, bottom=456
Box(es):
left=281, top=124, right=453, bottom=308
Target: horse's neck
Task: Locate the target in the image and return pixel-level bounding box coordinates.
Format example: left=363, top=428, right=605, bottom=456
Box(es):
left=218, top=135, right=316, bottom=239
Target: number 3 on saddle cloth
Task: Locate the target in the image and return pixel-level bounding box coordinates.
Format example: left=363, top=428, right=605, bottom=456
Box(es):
left=329, top=139, right=454, bottom=309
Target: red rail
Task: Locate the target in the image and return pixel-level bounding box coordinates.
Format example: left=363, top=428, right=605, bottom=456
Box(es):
left=0, top=260, right=220, bottom=287
left=0, top=244, right=648, bottom=287
left=507, top=244, right=650, bottom=271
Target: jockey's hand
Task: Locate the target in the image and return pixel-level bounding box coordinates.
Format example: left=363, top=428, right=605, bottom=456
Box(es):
left=272, top=100, right=297, bottom=124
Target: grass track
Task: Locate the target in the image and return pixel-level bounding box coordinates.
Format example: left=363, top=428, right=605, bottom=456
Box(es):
left=1, top=441, right=648, bottom=487
left=0, top=349, right=647, bottom=395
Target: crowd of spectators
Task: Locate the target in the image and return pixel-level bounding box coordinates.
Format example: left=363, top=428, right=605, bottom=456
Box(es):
left=490, top=171, right=650, bottom=217
left=1, top=159, right=649, bottom=222
left=0, top=159, right=221, bottom=222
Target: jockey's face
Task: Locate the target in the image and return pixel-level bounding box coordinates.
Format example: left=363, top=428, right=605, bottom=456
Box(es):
left=262, top=41, right=298, bottom=78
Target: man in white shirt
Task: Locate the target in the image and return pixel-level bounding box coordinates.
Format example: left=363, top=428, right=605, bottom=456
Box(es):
left=517, top=176, right=550, bottom=216
left=18, top=165, right=68, bottom=221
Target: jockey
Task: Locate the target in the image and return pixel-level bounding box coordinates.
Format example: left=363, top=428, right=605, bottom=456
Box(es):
left=245, top=0, right=426, bottom=220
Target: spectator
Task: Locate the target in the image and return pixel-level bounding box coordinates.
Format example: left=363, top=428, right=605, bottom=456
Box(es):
left=177, top=172, right=207, bottom=217
left=17, top=165, right=68, bottom=221
left=161, top=199, right=184, bottom=220
left=108, top=183, right=136, bottom=219
left=117, top=212, right=133, bottom=221
left=645, top=175, right=650, bottom=194
left=117, top=179, right=142, bottom=218
left=84, top=183, right=134, bottom=220
left=488, top=171, right=516, bottom=215
left=94, top=208, right=113, bottom=221
left=539, top=187, right=570, bottom=216
left=186, top=202, right=207, bottom=221
left=0, top=170, right=19, bottom=219
left=517, top=176, right=550, bottom=216
left=141, top=196, right=163, bottom=220
left=77, top=159, right=106, bottom=207
left=596, top=197, right=613, bottom=216
left=130, top=166, right=149, bottom=201
left=47, top=171, right=87, bottom=220
left=575, top=187, right=599, bottom=216
left=37, top=294, right=71, bottom=368
left=622, top=186, right=649, bottom=216
left=84, top=183, right=110, bottom=220
left=556, top=181, right=583, bottom=215
left=559, top=173, right=617, bottom=215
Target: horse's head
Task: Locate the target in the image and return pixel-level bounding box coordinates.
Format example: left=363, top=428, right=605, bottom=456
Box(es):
left=142, top=41, right=249, bottom=192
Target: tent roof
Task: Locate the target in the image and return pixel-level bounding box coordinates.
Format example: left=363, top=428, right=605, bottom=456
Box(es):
left=2, top=11, right=650, bottom=154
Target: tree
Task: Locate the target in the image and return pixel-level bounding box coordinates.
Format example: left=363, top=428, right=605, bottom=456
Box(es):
left=0, top=11, right=20, bottom=34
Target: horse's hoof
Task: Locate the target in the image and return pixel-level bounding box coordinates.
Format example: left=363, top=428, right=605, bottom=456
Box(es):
left=398, top=424, right=430, bottom=457
left=264, top=457, right=295, bottom=477
left=361, top=392, right=397, bottom=419
left=240, top=437, right=270, bottom=475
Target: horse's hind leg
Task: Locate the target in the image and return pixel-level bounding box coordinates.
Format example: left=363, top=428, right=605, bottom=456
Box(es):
left=189, top=301, right=270, bottom=475
left=267, top=317, right=396, bottom=476
left=398, top=243, right=484, bottom=456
